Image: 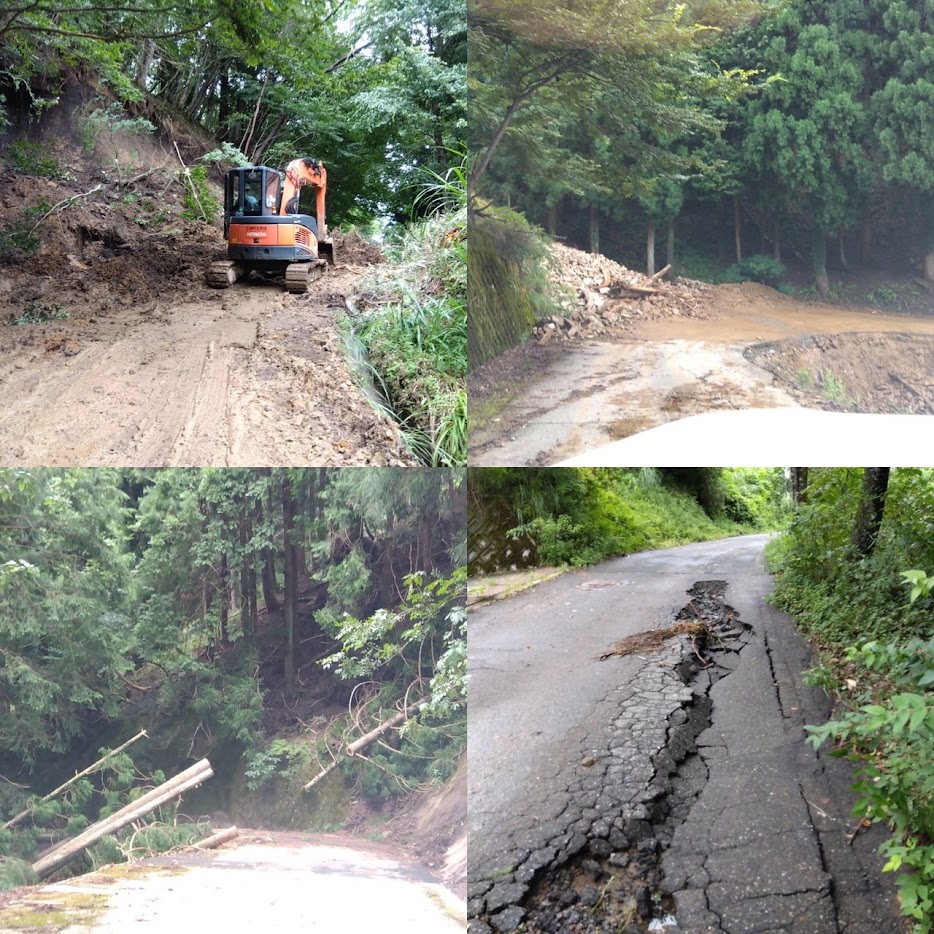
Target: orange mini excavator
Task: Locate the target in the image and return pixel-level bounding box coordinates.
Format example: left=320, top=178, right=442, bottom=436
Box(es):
left=206, top=157, right=335, bottom=293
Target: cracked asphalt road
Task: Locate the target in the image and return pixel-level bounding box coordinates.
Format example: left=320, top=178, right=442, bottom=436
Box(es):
left=468, top=535, right=900, bottom=933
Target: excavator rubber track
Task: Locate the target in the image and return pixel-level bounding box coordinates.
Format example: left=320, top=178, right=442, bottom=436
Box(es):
left=206, top=261, right=242, bottom=289
left=284, top=260, right=327, bottom=293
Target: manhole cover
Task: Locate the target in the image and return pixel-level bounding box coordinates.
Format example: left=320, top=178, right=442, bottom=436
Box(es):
left=577, top=580, right=623, bottom=591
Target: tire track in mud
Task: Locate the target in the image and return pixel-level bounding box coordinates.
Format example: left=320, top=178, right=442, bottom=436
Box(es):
left=0, top=274, right=413, bottom=466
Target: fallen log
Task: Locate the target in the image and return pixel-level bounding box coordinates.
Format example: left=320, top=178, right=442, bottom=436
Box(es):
left=346, top=701, right=423, bottom=757
left=302, top=759, right=340, bottom=792
left=646, top=263, right=672, bottom=283
left=194, top=826, right=238, bottom=850
left=5, top=729, right=147, bottom=830
left=32, top=758, right=213, bottom=879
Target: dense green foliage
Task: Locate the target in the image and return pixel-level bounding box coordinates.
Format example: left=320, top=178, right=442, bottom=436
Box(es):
left=1, top=0, right=465, bottom=223
left=469, top=467, right=787, bottom=570
left=350, top=160, right=467, bottom=464
left=769, top=468, right=934, bottom=930
left=0, top=468, right=466, bottom=867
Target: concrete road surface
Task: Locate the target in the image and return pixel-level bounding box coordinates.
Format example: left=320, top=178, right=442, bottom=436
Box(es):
left=0, top=833, right=465, bottom=933
left=468, top=535, right=899, bottom=933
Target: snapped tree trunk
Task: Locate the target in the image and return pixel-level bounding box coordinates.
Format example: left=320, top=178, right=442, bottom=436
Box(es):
left=32, top=760, right=213, bottom=879
left=646, top=217, right=656, bottom=276
left=852, top=468, right=890, bottom=557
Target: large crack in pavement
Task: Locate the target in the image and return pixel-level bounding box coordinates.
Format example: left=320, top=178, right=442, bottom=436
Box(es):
left=469, top=580, right=901, bottom=934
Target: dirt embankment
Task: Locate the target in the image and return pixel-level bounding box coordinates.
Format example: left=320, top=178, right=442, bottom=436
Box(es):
left=0, top=148, right=411, bottom=466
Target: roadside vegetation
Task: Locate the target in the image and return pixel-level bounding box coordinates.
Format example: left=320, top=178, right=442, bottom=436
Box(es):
left=0, top=468, right=466, bottom=891
left=468, top=468, right=788, bottom=572
left=349, top=160, right=467, bottom=465
left=768, top=468, right=934, bottom=932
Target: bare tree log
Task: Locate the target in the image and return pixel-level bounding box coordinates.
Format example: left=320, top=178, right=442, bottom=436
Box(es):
left=194, top=826, right=238, bottom=850
left=302, top=760, right=340, bottom=792
left=346, top=701, right=423, bottom=757
left=5, top=730, right=148, bottom=830
left=646, top=263, right=672, bottom=284
left=32, top=759, right=212, bottom=879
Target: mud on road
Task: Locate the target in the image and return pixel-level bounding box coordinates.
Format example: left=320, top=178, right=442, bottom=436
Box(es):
left=469, top=281, right=934, bottom=466
left=0, top=174, right=411, bottom=466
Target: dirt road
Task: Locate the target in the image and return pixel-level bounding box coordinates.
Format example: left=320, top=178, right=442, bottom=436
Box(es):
left=469, top=283, right=934, bottom=465
left=468, top=536, right=899, bottom=933
left=0, top=832, right=465, bottom=933
left=0, top=269, right=411, bottom=466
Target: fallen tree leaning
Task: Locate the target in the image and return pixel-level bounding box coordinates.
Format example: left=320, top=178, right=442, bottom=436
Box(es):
left=32, top=758, right=213, bottom=880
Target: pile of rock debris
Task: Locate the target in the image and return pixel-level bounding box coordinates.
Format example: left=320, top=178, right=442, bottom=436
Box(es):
left=533, top=242, right=712, bottom=345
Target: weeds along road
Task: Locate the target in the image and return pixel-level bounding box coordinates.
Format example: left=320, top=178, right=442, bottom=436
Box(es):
left=468, top=535, right=900, bottom=934
left=0, top=269, right=412, bottom=467
left=0, top=833, right=465, bottom=933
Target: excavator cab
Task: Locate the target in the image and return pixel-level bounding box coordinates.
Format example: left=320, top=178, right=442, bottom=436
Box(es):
left=208, top=159, right=334, bottom=292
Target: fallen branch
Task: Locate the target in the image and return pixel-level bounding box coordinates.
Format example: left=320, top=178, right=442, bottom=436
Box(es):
left=172, top=140, right=207, bottom=220
left=646, top=263, right=672, bottom=284
left=302, top=759, right=340, bottom=792
left=194, top=826, right=238, bottom=850
left=29, top=184, right=104, bottom=234
left=32, top=758, right=213, bottom=879
left=5, top=729, right=148, bottom=830
left=346, top=700, right=423, bottom=757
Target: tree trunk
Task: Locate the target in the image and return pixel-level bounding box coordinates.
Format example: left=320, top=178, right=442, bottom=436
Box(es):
left=838, top=228, right=849, bottom=269
left=219, top=553, right=229, bottom=647
left=646, top=217, right=656, bottom=276
left=790, top=468, right=808, bottom=506
left=32, top=760, right=213, bottom=879
left=136, top=39, right=156, bottom=91
left=733, top=197, right=742, bottom=262
left=859, top=210, right=872, bottom=265
left=666, top=218, right=675, bottom=269
left=239, top=517, right=254, bottom=643
left=261, top=549, right=278, bottom=611
left=813, top=232, right=829, bottom=298
left=773, top=223, right=782, bottom=263
left=589, top=204, right=600, bottom=255
left=547, top=202, right=558, bottom=237
left=281, top=475, right=298, bottom=695
left=924, top=252, right=934, bottom=282
left=852, top=468, right=890, bottom=557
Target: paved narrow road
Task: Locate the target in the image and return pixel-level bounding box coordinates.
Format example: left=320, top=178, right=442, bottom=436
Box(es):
left=0, top=833, right=465, bottom=933
left=468, top=535, right=899, bottom=933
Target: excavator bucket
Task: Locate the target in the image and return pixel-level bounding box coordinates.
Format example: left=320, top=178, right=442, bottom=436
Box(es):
left=319, top=238, right=335, bottom=266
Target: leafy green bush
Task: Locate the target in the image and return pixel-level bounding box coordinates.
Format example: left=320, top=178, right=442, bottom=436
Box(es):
left=5, top=140, right=61, bottom=178
left=0, top=201, right=51, bottom=257
left=180, top=165, right=220, bottom=222
left=725, top=254, right=786, bottom=286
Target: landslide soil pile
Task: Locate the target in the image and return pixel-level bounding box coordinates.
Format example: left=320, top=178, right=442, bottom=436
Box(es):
left=532, top=243, right=713, bottom=345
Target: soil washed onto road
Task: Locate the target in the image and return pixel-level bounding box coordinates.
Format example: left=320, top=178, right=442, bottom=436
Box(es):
left=0, top=161, right=410, bottom=466
left=469, top=278, right=934, bottom=466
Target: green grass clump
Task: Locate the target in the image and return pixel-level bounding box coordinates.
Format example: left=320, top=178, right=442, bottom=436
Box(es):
left=349, top=162, right=466, bottom=466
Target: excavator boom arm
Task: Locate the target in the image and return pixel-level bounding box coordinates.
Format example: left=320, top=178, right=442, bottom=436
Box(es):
left=281, top=157, right=327, bottom=237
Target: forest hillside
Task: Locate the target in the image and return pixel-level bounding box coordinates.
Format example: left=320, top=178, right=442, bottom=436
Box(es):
left=0, top=468, right=467, bottom=894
